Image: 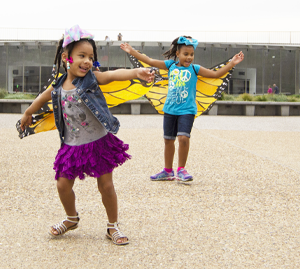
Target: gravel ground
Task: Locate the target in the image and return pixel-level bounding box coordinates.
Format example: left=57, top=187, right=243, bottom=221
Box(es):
left=0, top=114, right=300, bottom=268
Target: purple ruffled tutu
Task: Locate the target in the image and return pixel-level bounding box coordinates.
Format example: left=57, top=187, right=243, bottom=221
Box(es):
left=53, top=132, right=131, bottom=180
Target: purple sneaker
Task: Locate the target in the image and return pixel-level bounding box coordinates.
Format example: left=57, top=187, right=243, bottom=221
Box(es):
left=150, top=169, right=175, bottom=181
left=176, top=168, right=193, bottom=182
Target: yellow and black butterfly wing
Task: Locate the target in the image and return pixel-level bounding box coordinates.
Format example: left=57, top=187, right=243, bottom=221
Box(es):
left=128, top=53, right=169, bottom=80
left=100, top=52, right=164, bottom=107
left=129, top=53, right=235, bottom=117
left=100, top=78, right=153, bottom=108
left=16, top=107, right=56, bottom=139
left=127, top=52, right=169, bottom=114
left=16, top=77, right=58, bottom=139
left=145, top=79, right=168, bottom=115
left=195, top=59, right=234, bottom=117
left=17, top=72, right=154, bottom=138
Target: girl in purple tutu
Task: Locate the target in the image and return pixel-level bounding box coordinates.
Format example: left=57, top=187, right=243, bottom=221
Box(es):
left=20, top=25, right=154, bottom=245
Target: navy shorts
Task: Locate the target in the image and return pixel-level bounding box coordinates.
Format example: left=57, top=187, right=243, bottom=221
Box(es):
left=163, top=113, right=195, bottom=140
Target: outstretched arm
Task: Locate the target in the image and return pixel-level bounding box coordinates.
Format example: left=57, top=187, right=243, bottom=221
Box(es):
left=120, top=43, right=167, bottom=70
left=198, top=51, right=244, bottom=78
left=20, top=86, right=53, bottom=131
left=94, top=68, right=155, bottom=85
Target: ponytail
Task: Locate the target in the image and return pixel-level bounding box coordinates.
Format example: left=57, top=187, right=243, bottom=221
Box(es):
left=163, top=35, right=193, bottom=60
left=53, top=36, right=64, bottom=80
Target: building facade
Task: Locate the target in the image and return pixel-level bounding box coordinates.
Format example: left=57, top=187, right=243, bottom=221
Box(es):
left=0, top=40, right=299, bottom=95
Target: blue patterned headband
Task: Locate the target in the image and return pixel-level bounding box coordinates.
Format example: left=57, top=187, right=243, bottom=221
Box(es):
left=177, top=36, right=198, bottom=50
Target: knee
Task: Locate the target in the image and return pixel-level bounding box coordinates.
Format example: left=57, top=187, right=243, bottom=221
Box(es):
left=56, top=178, right=74, bottom=194
left=164, top=138, right=175, bottom=146
left=98, top=180, right=115, bottom=194
left=178, top=135, right=189, bottom=146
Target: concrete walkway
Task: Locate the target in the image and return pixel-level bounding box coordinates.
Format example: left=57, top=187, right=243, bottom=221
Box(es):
left=0, top=114, right=299, bottom=268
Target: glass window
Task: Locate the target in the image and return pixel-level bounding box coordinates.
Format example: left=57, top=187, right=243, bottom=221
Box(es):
left=98, top=45, right=109, bottom=70
left=247, top=49, right=263, bottom=94
left=281, top=50, right=295, bottom=94
left=23, top=46, right=40, bottom=93
left=23, top=45, right=40, bottom=65
left=40, top=45, right=57, bottom=91
left=8, top=45, right=24, bottom=93
left=143, top=45, right=162, bottom=64
left=0, top=45, right=7, bottom=89
left=41, top=66, right=54, bottom=91
left=195, top=47, right=212, bottom=68
left=298, top=51, right=300, bottom=95
left=24, top=66, right=39, bottom=93
left=40, top=45, right=56, bottom=66
left=212, top=47, right=229, bottom=66
left=224, top=47, right=245, bottom=95
left=108, top=45, right=125, bottom=70
left=264, top=49, right=280, bottom=94
left=1, top=42, right=300, bottom=97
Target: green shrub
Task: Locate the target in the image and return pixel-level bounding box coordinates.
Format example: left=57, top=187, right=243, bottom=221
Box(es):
left=3, top=93, right=36, bottom=99
left=218, top=92, right=235, bottom=101
left=0, top=88, right=8, bottom=99
left=287, top=96, right=300, bottom=102
left=253, top=95, right=268, bottom=101
left=236, top=93, right=253, bottom=101
left=271, top=94, right=288, bottom=102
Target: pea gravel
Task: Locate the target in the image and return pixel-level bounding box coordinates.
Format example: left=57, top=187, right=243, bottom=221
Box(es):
left=0, top=114, right=299, bottom=268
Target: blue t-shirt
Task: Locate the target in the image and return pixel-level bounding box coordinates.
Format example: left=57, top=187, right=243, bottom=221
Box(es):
left=163, top=60, right=200, bottom=115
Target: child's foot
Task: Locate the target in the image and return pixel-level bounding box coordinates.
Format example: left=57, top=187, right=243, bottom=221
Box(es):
left=150, top=169, right=175, bottom=181
left=176, top=168, right=193, bottom=182
left=106, top=222, right=129, bottom=245
left=50, top=214, right=80, bottom=236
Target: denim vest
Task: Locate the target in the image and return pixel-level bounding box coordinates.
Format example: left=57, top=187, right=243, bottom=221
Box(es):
left=51, top=70, right=120, bottom=144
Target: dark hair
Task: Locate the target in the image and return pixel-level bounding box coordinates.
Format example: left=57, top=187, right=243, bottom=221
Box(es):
left=53, top=36, right=98, bottom=80
left=163, top=35, right=193, bottom=60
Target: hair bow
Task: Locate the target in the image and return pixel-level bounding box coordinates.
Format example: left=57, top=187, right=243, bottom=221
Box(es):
left=62, top=25, right=95, bottom=48
left=93, top=61, right=101, bottom=70
left=93, top=61, right=101, bottom=68
left=66, top=57, right=73, bottom=63
left=177, top=36, right=198, bottom=50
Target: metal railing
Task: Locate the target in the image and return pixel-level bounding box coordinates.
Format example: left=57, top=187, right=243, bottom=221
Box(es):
left=1, top=28, right=300, bottom=45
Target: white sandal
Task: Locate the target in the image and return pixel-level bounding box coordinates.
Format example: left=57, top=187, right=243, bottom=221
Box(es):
left=49, top=213, right=80, bottom=237
left=106, top=222, right=129, bottom=245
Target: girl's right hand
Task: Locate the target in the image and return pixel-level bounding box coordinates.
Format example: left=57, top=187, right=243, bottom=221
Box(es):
left=120, top=43, right=133, bottom=54
left=20, top=113, right=32, bottom=131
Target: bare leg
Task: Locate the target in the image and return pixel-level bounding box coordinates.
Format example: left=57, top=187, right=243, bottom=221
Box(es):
left=164, top=138, right=175, bottom=169
left=97, top=172, right=127, bottom=244
left=177, top=135, right=190, bottom=168
left=51, top=177, right=78, bottom=235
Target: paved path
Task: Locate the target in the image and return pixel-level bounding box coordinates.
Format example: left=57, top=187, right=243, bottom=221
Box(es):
left=0, top=114, right=299, bottom=268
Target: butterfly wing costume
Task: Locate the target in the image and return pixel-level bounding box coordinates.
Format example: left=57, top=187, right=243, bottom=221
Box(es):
left=16, top=52, right=235, bottom=139
left=16, top=74, right=153, bottom=139
left=127, top=52, right=235, bottom=117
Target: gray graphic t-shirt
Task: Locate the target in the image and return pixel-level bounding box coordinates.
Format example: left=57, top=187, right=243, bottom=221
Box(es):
left=61, top=87, right=107, bottom=146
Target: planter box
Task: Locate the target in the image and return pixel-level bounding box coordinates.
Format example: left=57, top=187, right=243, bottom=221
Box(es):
left=1, top=99, right=300, bottom=116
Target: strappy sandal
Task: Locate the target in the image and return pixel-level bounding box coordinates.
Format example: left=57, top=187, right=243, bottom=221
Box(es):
left=49, top=213, right=80, bottom=237
left=106, top=222, right=129, bottom=245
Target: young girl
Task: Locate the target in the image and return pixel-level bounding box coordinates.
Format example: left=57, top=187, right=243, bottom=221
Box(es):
left=121, top=36, right=244, bottom=182
left=20, top=25, right=154, bottom=245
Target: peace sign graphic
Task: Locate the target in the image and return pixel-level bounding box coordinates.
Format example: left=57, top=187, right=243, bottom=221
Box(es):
left=180, top=70, right=191, bottom=82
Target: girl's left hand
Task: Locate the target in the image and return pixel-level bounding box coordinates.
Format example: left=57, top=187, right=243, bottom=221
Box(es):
left=137, top=68, right=155, bottom=83
left=232, top=51, right=244, bottom=65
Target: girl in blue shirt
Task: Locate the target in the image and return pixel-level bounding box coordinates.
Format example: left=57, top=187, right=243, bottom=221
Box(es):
left=121, top=36, right=244, bottom=182
left=20, top=25, right=154, bottom=245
